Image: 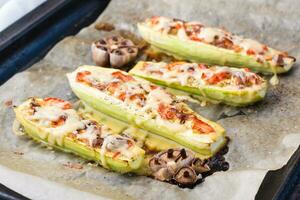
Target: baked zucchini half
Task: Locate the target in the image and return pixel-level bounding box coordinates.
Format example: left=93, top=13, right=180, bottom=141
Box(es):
left=138, top=16, right=296, bottom=74
left=13, top=97, right=145, bottom=173
left=67, top=66, right=227, bottom=156
left=130, top=61, right=267, bottom=106
left=78, top=101, right=212, bottom=160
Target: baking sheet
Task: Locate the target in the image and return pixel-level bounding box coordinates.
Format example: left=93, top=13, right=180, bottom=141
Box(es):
left=0, top=0, right=300, bottom=199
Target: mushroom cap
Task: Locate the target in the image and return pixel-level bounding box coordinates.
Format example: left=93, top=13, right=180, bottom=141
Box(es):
left=157, top=148, right=194, bottom=163
left=153, top=167, right=173, bottom=181
left=91, top=43, right=109, bottom=67
left=149, top=156, right=167, bottom=172
left=149, top=148, right=211, bottom=186
left=91, top=36, right=138, bottom=68
left=110, top=48, right=131, bottom=68
left=174, top=166, right=198, bottom=185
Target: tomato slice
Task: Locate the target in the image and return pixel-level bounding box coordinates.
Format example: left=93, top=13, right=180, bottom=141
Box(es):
left=113, top=151, right=121, bottom=158
left=118, top=92, right=126, bottom=101
left=106, top=82, right=120, bottom=94
left=129, top=93, right=145, bottom=101
left=44, top=97, right=72, bottom=109
left=189, top=35, right=202, bottom=42
left=51, top=115, right=66, bottom=127
left=111, top=71, right=134, bottom=82
left=173, top=23, right=182, bottom=30
left=158, top=104, right=177, bottom=120
left=76, top=71, right=91, bottom=83
left=166, top=62, right=186, bottom=70
left=191, top=116, right=214, bottom=134
left=205, top=71, right=231, bottom=84
left=246, top=49, right=256, bottom=55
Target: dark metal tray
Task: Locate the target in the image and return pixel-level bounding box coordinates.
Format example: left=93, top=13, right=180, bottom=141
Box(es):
left=0, top=0, right=298, bottom=199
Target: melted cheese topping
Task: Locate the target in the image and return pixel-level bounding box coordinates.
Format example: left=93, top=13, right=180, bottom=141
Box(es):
left=18, top=98, right=142, bottom=165
left=145, top=16, right=294, bottom=68
left=151, top=16, right=173, bottom=32
left=138, top=62, right=264, bottom=90
left=28, top=102, right=84, bottom=145
left=69, top=66, right=217, bottom=137
left=100, top=134, right=137, bottom=167
left=237, top=38, right=264, bottom=53
left=197, top=27, right=226, bottom=43
left=142, top=88, right=173, bottom=110
left=75, top=120, right=100, bottom=146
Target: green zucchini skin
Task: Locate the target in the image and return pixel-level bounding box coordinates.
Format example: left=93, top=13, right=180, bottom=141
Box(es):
left=138, top=23, right=294, bottom=74
left=130, top=62, right=267, bottom=106
left=67, top=66, right=227, bottom=157
left=14, top=101, right=145, bottom=174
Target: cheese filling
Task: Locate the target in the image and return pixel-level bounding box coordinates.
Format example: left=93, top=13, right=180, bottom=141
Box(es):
left=138, top=62, right=264, bottom=90
left=18, top=98, right=140, bottom=163
left=71, top=67, right=218, bottom=139
left=145, top=16, right=295, bottom=68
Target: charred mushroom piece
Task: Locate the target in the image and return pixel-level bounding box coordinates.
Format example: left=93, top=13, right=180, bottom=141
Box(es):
left=149, top=157, right=173, bottom=181
left=174, top=166, right=198, bottom=185
left=149, top=148, right=204, bottom=184
left=158, top=148, right=181, bottom=162
left=98, top=39, right=107, bottom=45
left=91, top=36, right=138, bottom=68
left=174, top=149, right=195, bottom=171
left=158, top=148, right=195, bottom=167
left=149, top=156, right=167, bottom=172
left=191, top=158, right=210, bottom=173
left=154, top=167, right=173, bottom=182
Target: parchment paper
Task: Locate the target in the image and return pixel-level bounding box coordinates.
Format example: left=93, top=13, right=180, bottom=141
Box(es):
left=0, top=0, right=300, bottom=199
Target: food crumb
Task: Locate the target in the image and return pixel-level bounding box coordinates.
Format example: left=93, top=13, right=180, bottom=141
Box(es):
left=63, top=162, right=83, bottom=170
left=4, top=99, right=13, bottom=107
left=94, top=22, right=115, bottom=31
left=13, top=151, right=24, bottom=155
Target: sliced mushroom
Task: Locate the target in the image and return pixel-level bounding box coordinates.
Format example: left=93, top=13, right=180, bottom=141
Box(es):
left=110, top=48, right=131, bottom=68
left=149, top=157, right=173, bottom=181
left=153, top=167, right=173, bottom=181
left=119, top=39, right=134, bottom=47
left=191, top=158, right=210, bottom=173
left=158, top=149, right=182, bottom=162
left=91, top=42, right=109, bottom=66
left=91, top=36, right=138, bottom=68
left=149, top=148, right=211, bottom=186
left=173, top=149, right=195, bottom=168
left=126, top=47, right=138, bottom=59
left=149, top=157, right=167, bottom=172
left=174, top=166, right=198, bottom=185
left=108, top=36, right=121, bottom=44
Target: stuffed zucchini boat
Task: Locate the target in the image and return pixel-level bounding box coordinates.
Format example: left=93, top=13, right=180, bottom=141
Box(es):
left=78, top=101, right=213, bottom=160
left=130, top=61, right=267, bottom=106
left=67, top=66, right=227, bottom=156
left=138, top=16, right=296, bottom=74
left=13, top=97, right=145, bottom=173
